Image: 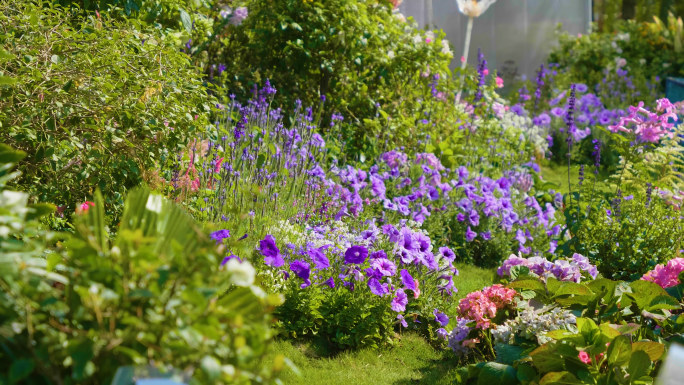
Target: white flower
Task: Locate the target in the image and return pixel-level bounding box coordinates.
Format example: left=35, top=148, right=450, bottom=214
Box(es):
left=441, top=39, right=453, bottom=56
left=616, top=57, right=627, bottom=68
left=456, top=0, right=497, bottom=18
left=412, top=34, right=422, bottom=44
left=387, top=50, right=395, bottom=59
left=225, top=259, right=255, bottom=287
left=393, top=12, right=407, bottom=23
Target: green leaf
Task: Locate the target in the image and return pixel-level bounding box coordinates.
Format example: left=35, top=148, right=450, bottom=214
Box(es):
left=607, top=335, right=631, bottom=366
left=0, top=144, right=27, bottom=163
left=628, top=280, right=669, bottom=310
left=646, top=295, right=681, bottom=311
left=9, top=359, right=34, bottom=383
left=476, top=362, right=518, bottom=385
left=179, top=8, right=192, bottom=33
left=628, top=350, right=651, bottom=380
left=0, top=75, right=16, bottom=86
left=530, top=343, right=565, bottom=372
left=495, top=343, right=525, bottom=365
left=508, top=277, right=546, bottom=292
left=539, top=372, right=581, bottom=384
left=632, top=341, right=664, bottom=361
left=26, top=203, right=55, bottom=221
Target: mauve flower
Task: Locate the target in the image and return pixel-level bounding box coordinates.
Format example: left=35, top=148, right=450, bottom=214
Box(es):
left=465, top=227, right=477, bottom=242
left=391, top=289, right=408, bottom=312
left=368, top=278, right=389, bottom=296
left=400, top=269, right=416, bottom=291
left=210, top=229, right=231, bottom=244
left=397, top=314, right=408, bottom=327
left=260, top=234, right=284, bottom=267
left=345, top=245, right=369, bottom=264
left=308, top=247, right=330, bottom=270
left=371, top=258, right=397, bottom=277
left=433, top=309, right=449, bottom=327
left=290, top=259, right=311, bottom=281
left=436, top=328, right=449, bottom=340
left=324, top=277, right=335, bottom=288
left=439, top=246, right=456, bottom=262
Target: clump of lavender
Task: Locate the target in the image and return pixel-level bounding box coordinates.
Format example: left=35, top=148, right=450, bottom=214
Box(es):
left=533, top=64, right=544, bottom=112
left=565, top=84, right=576, bottom=198
left=473, top=49, right=487, bottom=103
left=169, top=83, right=336, bottom=227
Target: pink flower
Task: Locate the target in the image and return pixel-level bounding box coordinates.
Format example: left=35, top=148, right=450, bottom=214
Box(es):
left=578, top=351, right=591, bottom=364
left=483, top=68, right=489, bottom=76
left=643, top=258, right=684, bottom=288
left=460, top=56, right=466, bottom=63
left=77, top=201, right=95, bottom=214
left=495, top=76, right=504, bottom=88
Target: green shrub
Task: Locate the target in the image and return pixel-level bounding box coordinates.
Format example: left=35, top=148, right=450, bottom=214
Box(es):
left=203, top=0, right=453, bottom=159
left=0, top=0, right=212, bottom=218
left=0, top=145, right=284, bottom=384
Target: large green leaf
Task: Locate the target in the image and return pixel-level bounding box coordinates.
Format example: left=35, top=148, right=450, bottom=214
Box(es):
left=476, top=362, right=518, bottom=385
left=607, top=335, right=632, bottom=366
left=539, top=372, right=580, bottom=384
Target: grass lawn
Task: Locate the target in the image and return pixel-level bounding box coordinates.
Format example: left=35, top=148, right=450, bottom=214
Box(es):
left=540, top=162, right=580, bottom=194
left=264, top=263, right=496, bottom=384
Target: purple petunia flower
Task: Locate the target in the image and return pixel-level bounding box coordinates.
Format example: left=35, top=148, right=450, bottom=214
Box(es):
left=371, top=258, right=397, bottom=277
left=324, top=277, right=335, bottom=288
left=397, top=314, right=408, bottom=328
left=465, top=227, right=477, bottom=242
left=436, top=328, right=449, bottom=340
left=308, top=247, right=330, bottom=270
left=433, top=309, right=449, bottom=327
left=439, top=246, right=456, bottom=262
left=260, top=234, right=284, bottom=267
left=400, top=269, right=416, bottom=291
left=210, top=229, right=231, bottom=244
left=391, top=289, right=408, bottom=312
left=344, top=245, right=369, bottom=264
left=368, top=278, right=389, bottom=296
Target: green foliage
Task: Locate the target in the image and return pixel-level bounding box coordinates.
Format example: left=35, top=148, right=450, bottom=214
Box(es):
left=204, top=0, right=453, bottom=159
left=548, top=16, right=683, bottom=108
left=0, top=0, right=212, bottom=218
left=275, top=273, right=396, bottom=352
left=0, top=171, right=283, bottom=384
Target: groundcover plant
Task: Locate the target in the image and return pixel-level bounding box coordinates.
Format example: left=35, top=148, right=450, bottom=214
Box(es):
left=3, top=0, right=684, bottom=384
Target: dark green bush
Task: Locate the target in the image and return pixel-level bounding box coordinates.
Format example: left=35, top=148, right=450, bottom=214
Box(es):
left=203, top=0, right=453, bottom=159
left=0, top=0, right=212, bottom=217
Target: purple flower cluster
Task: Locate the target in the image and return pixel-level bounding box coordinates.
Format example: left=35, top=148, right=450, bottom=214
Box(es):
left=256, top=220, right=460, bottom=316
left=497, top=253, right=598, bottom=282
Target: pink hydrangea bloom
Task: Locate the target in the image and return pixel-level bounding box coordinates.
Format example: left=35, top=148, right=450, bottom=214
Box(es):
left=457, top=284, right=517, bottom=329
left=642, top=258, right=684, bottom=288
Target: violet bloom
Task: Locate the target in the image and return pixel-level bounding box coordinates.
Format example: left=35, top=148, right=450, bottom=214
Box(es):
left=290, top=259, right=311, bottom=281
left=260, top=234, right=284, bottom=267
left=400, top=269, right=417, bottom=291
left=368, top=278, right=389, bottom=297
left=210, top=229, right=231, bottom=244
left=397, top=314, right=408, bottom=328
left=439, top=246, right=456, bottom=263
left=433, top=309, right=449, bottom=327
left=230, top=6, right=248, bottom=25
left=465, top=227, right=477, bottom=242
left=344, top=245, right=369, bottom=264
left=391, top=289, right=408, bottom=312
left=324, top=277, right=335, bottom=288
left=371, top=258, right=397, bottom=277
left=308, top=247, right=330, bottom=270
left=436, top=328, right=448, bottom=340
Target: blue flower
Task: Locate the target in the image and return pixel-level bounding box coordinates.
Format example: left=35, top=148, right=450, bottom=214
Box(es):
left=210, top=229, right=231, bottom=244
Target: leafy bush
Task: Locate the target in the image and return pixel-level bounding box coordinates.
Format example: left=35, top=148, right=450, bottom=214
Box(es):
left=548, top=15, right=683, bottom=108
left=0, top=152, right=283, bottom=385
left=202, top=0, right=453, bottom=158
left=0, top=0, right=212, bottom=218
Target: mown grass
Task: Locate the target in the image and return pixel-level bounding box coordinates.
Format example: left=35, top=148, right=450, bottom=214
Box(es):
left=264, top=263, right=496, bottom=384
